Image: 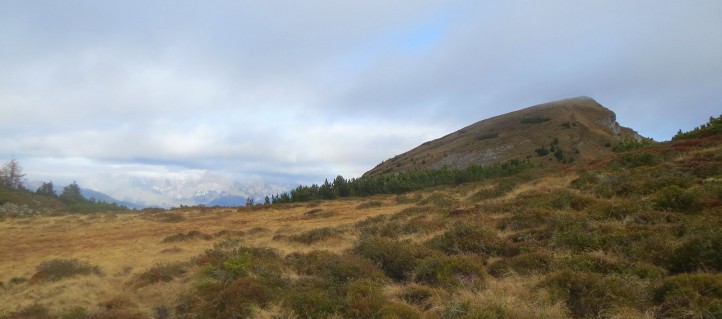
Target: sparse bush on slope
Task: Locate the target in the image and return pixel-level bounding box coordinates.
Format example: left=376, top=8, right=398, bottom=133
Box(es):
left=30, top=259, right=103, bottom=283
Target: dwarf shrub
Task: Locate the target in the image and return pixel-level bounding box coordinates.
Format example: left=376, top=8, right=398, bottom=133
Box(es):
left=354, top=236, right=433, bottom=281
left=654, top=273, right=722, bottom=318
left=540, top=270, right=650, bottom=318
left=30, top=259, right=102, bottom=283
left=667, top=230, right=722, bottom=273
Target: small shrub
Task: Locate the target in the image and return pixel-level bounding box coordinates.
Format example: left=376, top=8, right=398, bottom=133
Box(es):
left=470, top=179, right=517, bottom=201
left=60, top=306, right=88, bottom=319
left=476, top=132, right=499, bottom=140
left=654, top=273, right=722, bottom=318
left=540, top=270, right=650, bottom=318
left=497, top=208, right=550, bottom=231
left=402, top=216, right=445, bottom=234
left=400, top=284, right=435, bottom=307
left=213, top=277, right=275, bottom=319
left=303, top=208, right=336, bottom=218
left=418, top=193, right=456, bottom=208
left=133, top=262, right=187, bottom=287
left=284, top=277, right=345, bottom=319
left=5, top=304, right=51, bottom=319
left=160, top=247, right=183, bottom=254
left=395, top=193, right=422, bottom=204
left=535, top=146, right=550, bottom=156
left=344, top=280, right=387, bottom=319
left=288, top=227, right=339, bottom=244
left=613, top=138, right=653, bottom=152
left=426, top=222, right=519, bottom=257
left=10, top=276, right=27, bottom=284
left=553, top=226, right=605, bottom=251
left=521, top=116, right=551, bottom=124
left=285, top=250, right=385, bottom=284
left=616, top=152, right=660, bottom=168
left=354, top=236, right=433, bottom=281
left=30, top=259, right=102, bottom=283
left=142, top=212, right=185, bottom=223
left=413, top=254, right=486, bottom=288
left=655, top=185, right=700, bottom=212
left=357, top=200, right=383, bottom=209
left=549, top=190, right=594, bottom=211
left=381, top=301, right=422, bottom=319
left=559, top=253, right=624, bottom=274
left=488, top=252, right=555, bottom=277
left=667, top=230, right=722, bottom=273
left=247, top=227, right=270, bottom=235
left=161, top=230, right=212, bottom=243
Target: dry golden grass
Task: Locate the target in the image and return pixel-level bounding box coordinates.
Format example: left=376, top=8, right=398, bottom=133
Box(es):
left=0, top=195, right=403, bottom=314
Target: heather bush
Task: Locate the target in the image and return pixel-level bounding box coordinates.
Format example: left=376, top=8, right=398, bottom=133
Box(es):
left=302, top=208, right=336, bottom=218
left=343, top=280, right=387, bottom=318
left=470, top=179, right=517, bottom=201
left=654, top=273, right=722, bottom=318
left=413, top=254, right=486, bottom=288
left=667, top=230, right=722, bottom=273
left=161, top=230, right=212, bottom=243
left=655, top=185, right=700, bottom=212
left=356, top=200, right=383, bottom=209
left=283, top=277, right=345, bottom=318
left=380, top=302, right=422, bottom=319
left=488, top=251, right=555, bottom=277
left=142, top=212, right=185, bottom=223
left=540, top=270, right=651, bottom=318
left=427, top=222, right=519, bottom=257
left=133, top=262, right=187, bottom=287
left=400, top=284, right=435, bottom=308
left=285, top=250, right=385, bottom=284
left=3, top=304, right=52, bottom=319
left=497, top=208, right=550, bottom=231
left=418, top=193, right=456, bottom=208
left=354, top=236, right=434, bottom=281
left=30, top=258, right=102, bottom=283
left=288, top=227, right=339, bottom=243
left=615, top=152, right=660, bottom=168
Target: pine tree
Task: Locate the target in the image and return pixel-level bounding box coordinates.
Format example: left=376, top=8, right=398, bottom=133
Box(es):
left=36, top=182, right=56, bottom=197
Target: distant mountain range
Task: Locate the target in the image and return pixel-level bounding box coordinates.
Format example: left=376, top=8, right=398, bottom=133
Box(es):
left=26, top=175, right=292, bottom=209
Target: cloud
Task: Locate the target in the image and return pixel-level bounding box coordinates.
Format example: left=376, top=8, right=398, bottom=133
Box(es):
left=1, top=1, right=721, bottom=203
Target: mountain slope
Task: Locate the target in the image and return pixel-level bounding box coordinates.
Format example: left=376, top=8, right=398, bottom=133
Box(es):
left=365, top=96, right=645, bottom=176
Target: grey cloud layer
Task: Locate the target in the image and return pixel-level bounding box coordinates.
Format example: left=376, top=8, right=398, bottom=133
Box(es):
left=1, top=0, right=721, bottom=189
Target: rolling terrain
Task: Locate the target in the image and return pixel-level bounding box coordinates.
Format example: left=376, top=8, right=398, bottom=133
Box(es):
left=1, top=105, right=721, bottom=319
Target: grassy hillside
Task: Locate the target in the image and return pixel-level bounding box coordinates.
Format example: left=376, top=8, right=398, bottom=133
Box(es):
left=1, top=132, right=721, bottom=318
left=365, top=97, right=646, bottom=177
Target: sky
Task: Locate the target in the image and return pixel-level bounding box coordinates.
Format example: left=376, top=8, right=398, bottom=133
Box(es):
left=1, top=1, right=721, bottom=193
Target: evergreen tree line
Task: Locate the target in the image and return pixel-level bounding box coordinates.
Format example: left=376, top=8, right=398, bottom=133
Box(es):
left=1, top=158, right=128, bottom=212
left=270, top=159, right=533, bottom=204
left=34, top=180, right=129, bottom=212
left=673, top=114, right=722, bottom=140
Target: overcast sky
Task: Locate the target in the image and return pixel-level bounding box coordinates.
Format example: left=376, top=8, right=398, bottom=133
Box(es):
left=1, top=1, right=721, bottom=189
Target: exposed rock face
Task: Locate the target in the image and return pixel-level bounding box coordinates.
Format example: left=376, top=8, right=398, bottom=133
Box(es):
left=364, top=96, right=645, bottom=177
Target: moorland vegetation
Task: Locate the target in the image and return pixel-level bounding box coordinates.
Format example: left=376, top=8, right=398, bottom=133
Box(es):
left=0, top=115, right=721, bottom=318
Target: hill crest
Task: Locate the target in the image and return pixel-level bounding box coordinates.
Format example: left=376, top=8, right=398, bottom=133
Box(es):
left=364, top=96, right=644, bottom=176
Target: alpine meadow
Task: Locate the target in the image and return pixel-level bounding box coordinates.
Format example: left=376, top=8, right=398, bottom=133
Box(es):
left=2, top=98, right=721, bottom=318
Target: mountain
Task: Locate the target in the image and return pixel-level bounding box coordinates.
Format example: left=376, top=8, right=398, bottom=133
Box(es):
left=79, top=188, right=144, bottom=210
left=84, top=173, right=291, bottom=208
left=364, top=96, right=645, bottom=177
